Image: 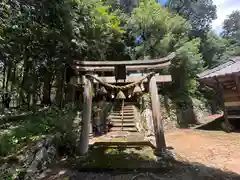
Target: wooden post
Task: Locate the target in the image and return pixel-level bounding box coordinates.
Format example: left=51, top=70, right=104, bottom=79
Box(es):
left=235, top=75, right=240, bottom=93
left=215, top=77, right=232, bottom=130
left=149, top=75, right=166, bottom=154
left=79, top=76, right=92, bottom=155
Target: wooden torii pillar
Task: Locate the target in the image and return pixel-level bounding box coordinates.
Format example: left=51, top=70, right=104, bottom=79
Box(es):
left=149, top=75, right=166, bottom=155
left=79, top=75, right=93, bottom=155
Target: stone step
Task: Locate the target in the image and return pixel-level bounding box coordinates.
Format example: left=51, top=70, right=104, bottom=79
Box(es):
left=111, top=120, right=135, bottom=123
left=110, top=119, right=135, bottom=123
left=114, top=105, right=133, bottom=107
left=110, top=115, right=135, bottom=120
left=110, top=112, right=134, bottom=116
left=90, top=141, right=156, bottom=149
left=111, top=122, right=136, bottom=127
left=112, top=110, right=134, bottom=113
left=123, top=106, right=134, bottom=109
left=113, top=106, right=134, bottom=110
left=113, top=109, right=134, bottom=112
left=110, top=127, right=138, bottom=132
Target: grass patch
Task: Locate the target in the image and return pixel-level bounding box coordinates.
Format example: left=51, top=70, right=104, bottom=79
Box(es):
left=67, top=146, right=158, bottom=170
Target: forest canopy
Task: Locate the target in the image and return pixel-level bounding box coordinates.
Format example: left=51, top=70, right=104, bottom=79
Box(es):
left=0, top=0, right=240, bottom=108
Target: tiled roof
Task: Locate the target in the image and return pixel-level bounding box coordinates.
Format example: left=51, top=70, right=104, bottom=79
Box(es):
left=198, top=57, right=240, bottom=79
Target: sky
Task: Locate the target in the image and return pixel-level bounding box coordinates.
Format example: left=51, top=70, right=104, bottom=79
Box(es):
left=212, top=0, right=240, bottom=34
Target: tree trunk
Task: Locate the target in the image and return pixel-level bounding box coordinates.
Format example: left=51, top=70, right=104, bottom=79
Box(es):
left=21, top=58, right=30, bottom=105
left=79, top=76, right=92, bottom=155
left=42, top=70, right=53, bottom=105
left=11, top=66, right=16, bottom=107
left=55, top=66, right=66, bottom=108
left=2, top=59, right=6, bottom=90
left=5, top=64, right=12, bottom=93
left=32, top=78, right=38, bottom=106
left=149, top=75, right=166, bottom=154
left=55, top=69, right=63, bottom=107
left=71, top=84, right=76, bottom=106
left=27, top=93, right=33, bottom=109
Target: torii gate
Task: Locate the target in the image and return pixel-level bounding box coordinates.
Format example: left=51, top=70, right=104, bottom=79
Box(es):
left=70, top=53, right=175, bottom=156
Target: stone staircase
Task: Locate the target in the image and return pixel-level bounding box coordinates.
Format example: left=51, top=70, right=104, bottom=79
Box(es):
left=108, top=103, right=138, bottom=132
left=89, top=102, right=156, bottom=150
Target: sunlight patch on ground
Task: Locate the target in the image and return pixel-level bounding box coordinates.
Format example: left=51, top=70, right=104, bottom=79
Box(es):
left=0, top=124, right=23, bottom=135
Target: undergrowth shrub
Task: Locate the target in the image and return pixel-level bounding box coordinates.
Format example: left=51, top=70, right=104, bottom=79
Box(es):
left=0, top=104, right=80, bottom=156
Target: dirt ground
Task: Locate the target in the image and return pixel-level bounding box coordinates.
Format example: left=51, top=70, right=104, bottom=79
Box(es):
left=42, top=129, right=240, bottom=180
left=166, top=129, right=240, bottom=174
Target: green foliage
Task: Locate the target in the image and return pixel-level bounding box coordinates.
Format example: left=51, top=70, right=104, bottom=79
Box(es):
left=221, top=10, right=240, bottom=59
left=168, top=0, right=217, bottom=35
left=171, top=38, right=203, bottom=96
left=125, top=0, right=206, bottom=98
left=222, top=10, right=240, bottom=44
left=127, top=0, right=190, bottom=59
left=201, top=31, right=230, bottom=68
left=0, top=0, right=125, bottom=107
left=0, top=105, right=78, bottom=156
left=71, top=0, right=124, bottom=61
left=0, top=0, right=239, bottom=115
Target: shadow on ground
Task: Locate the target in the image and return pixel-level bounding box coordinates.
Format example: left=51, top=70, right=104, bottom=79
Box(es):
left=195, top=116, right=224, bottom=131
left=41, top=146, right=240, bottom=180
left=196, top=116, right=240, bottom=133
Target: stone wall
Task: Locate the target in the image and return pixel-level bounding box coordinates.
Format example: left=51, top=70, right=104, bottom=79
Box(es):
left=138, top=93, right=212, bottom=132
left=138, top=93, right=155, bottom=135
left=160, top=96, right=178, bottom=132
left=93, top=101, right=112, bottom=134
left=174, top=97, right=212, bottom=126
left=23, top=136, right=57, bottom=180
left=0, top=135, right=58, bottom=180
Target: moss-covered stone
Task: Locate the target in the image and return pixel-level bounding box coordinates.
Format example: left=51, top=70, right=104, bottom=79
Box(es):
left=68, top=146, right=160, bottom=169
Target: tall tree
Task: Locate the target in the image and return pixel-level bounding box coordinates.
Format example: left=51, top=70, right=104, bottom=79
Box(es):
left=222, top=10, right=240, bottom=44
left=0, top=0, right=124, bottom=107
left=167, top=0, right=217, bottom=36
left=201, top=31, right=230, bottom=68
left=127, top=0, right=204, bottom=96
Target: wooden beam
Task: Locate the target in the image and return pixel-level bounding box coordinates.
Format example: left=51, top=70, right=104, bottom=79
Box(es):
left=72, top=61, right=170, bottom=72
left=223, top=90, right=239, bottom=98
left=228, top=115, right=240, bottom=119
left=224, top=96, right=240, bottom=102
left=89, top=74, right=172, bottom=83
left=224, top=101, right=240, bottom=107
left=200, top=75, right=234, bottom=84
left=235, top=75, right=240, bottom=93
left=199, top=71, right=240, bottom=82
left=200, top=75, right=239, bottom=90
left=73, top=53, right=175, bottom=66
left=79, top=76, right=92, bottom=155
left=149, top=75, right=166, bottom=154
